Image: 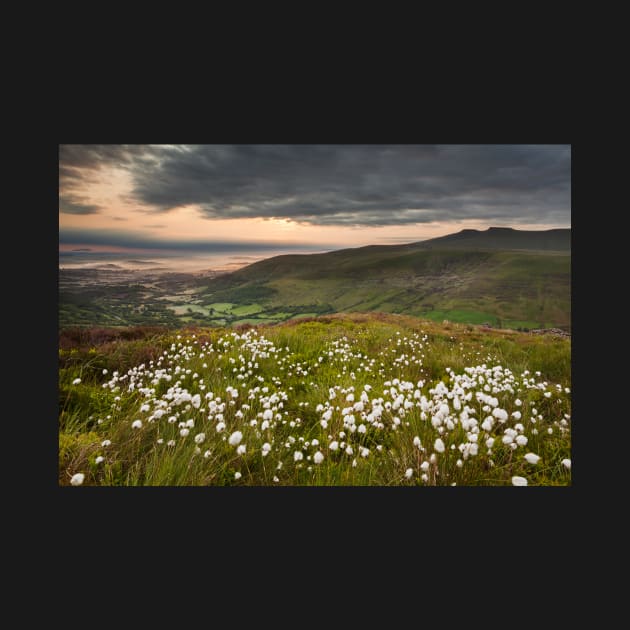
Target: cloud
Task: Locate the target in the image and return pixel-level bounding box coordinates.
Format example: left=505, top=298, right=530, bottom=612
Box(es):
left=59, top=144, right=571, bottom=226
left=58, top=227, right=329, bottom=252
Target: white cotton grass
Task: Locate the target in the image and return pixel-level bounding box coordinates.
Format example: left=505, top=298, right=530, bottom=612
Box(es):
left=95, top=456, right=104, bottom=464
left=561, top=458, right=571, bottom=470
left=77, top=328, right=569, bottom=487
left=72, top=378, right=81, bottom=385
left=511, top=476, right=528, bottom=486
left=228, top=431, right=243, bottom=446
left=70, top=473, right=85, bottom=486
left=234, top=472, right=242, bottom=480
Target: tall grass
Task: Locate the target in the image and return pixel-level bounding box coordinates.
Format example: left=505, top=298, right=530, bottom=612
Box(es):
left=59, top=315, right=571, bottom=486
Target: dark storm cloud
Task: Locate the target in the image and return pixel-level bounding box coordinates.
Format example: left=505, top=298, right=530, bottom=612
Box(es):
left=59, top=228, right=326, bottom=252
left=59, top=144, right=571, bottom=226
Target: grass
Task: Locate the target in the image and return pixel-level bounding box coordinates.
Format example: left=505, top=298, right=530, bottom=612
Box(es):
left=59, top=313, right=571, bottom=486
left=199, top=246, right=570, bottom=331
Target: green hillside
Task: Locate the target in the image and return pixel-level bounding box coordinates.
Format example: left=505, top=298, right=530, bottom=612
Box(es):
left=198, top=228, right=571, bottom=331
left=59, top=314, right=571, bottom=486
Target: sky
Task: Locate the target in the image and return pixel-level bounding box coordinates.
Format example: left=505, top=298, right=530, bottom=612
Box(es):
left=59, top=144, right=571, bottom=257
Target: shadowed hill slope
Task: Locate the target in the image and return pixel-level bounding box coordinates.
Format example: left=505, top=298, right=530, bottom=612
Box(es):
left=198, top=228, right=571, bottom=330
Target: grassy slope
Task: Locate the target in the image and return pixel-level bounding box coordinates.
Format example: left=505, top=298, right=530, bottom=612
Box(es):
left=59, top=314, right=571, bottom=486
left=200, top=244, right=571, bottom=329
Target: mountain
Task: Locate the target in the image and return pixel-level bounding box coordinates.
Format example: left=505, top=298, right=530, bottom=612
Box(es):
left=413, top=226, right=570, bottom=251
left=197, top=227, right=571, bottom=331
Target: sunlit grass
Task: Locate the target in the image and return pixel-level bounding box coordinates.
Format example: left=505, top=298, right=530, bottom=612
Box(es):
left=59, top=314, right=570, bottom=486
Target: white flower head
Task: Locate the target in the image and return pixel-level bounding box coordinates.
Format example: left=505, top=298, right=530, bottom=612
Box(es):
left=329, top=440, right=339, bottom=451
left=561, top=458, right=571, bottom=470
left=179, top=428, right=190, bottom=437
left=313, top=451, right=324, bottom=464
left=70, top=473, right=85, bottom=486
left=511, top=476, right=528, bottom=486
left=234, top=471, right=242, bottom=480
left=236, top=444, right=247, bottom=455
left=194, top=433, right=206, bottom=444
left=72, top=378, right=81, bottom=385
left=228, top=431, right=243, bottom=446
left=131, top=419, right=142, bottom=429
left=95, top=456, right=104, bottom=464
left=101, top=440, right=111, bottom=447
left=524, top=453, right=540, bottom=464
left=405, top=468, right=413, bottom=479
left=294, top=450, right=304, bottom=462
left=434, top=438, right=445, bottom=453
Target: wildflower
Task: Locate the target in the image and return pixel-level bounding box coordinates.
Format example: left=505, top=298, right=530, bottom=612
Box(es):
left=294, top=451, right=304, bottom=462
left=194, top=433, right=206, bottom=444
left=101, top=440, right=111, bottom=447
left=420, top=461, right=430, bottom=472
left=216, top=422, right=226, bottom=433
left=421, top=473, right=429, bottom=483
left=345, top=445, right=353, bottom=456
left=131, top=419, right=142, bottom=429
left=434, top=438, right=445, bottom=453
left=360, top=447, right=370, bottom=458
left=72, top=378, right=81, bottom=385
left=456, top=459, right=463, bottom=468
left=511, top=476, right=528, bottom=486
left=515, top=398, right=522, bottom=406
left=180, top=428, right=190, bottom=437
left=70, top=473, right=85, bottom=486
left=167, top=439, right=176, bottom=447
left=413, top=436, right=421, bottom=448
left=234, top=472, right=242, bottom=480
left=236, top=444, right=247, bottom=455
left=203, top=450, right=212, bottom=458
left=561, top=458, right=571, bottom=470
left=313, top=451, right=324, bottom=464
left=228, top=431, right=243, bottom=446
left=262, top=443, right=271, bottom=456
left=357, top=424, right=367, bottom=434
left=273, top=476, right=279, bottom=482
left=524, top=453, right=540, bottom=464
left=329, top=441, right=339, bottom=451
left=515, top=435, right=528, bottom=446
left=95, top=456, right=104, bottom=464
left=405, top=468, right=413, bottom=479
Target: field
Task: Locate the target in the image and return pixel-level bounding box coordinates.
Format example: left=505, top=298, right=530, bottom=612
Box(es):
left=59, top=314, right=571, bottom=486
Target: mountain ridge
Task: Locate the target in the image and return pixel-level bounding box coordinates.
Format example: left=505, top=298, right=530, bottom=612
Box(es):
left=197, top=227, right=571, bottom=331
